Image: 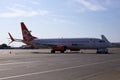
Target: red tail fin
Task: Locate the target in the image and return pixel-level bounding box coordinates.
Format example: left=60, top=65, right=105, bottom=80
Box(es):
left=21, top=22, right=37, bottom=42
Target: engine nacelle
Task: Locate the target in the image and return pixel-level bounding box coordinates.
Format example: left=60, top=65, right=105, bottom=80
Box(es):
left=53, top=46, right=65, bottom=51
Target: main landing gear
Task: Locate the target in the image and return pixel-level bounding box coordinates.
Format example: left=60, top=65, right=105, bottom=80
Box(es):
left=97, top=48, right=108, bottom=54
left=51, top=50, right=55, bottom=53
left=51, top=49, right=65, bottom=53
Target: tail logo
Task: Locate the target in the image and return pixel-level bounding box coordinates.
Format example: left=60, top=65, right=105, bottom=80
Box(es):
left=23, top=29, right=33, bottom=42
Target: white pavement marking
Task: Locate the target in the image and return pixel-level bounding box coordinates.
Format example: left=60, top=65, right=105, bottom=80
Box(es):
left=0, top=61, right=41, bottom=66
left=0, top=69, right=10, bottom=71
left=0, top=59, right=120, bottom=80
left=80, top=71, right=104, bottom=80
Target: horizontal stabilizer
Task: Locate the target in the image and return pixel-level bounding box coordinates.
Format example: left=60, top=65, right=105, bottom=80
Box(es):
left=8, top=32, right=15, bottom=44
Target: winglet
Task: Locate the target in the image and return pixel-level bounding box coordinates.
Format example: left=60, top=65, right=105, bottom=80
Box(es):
left=8, top=32, right=15, bottom=44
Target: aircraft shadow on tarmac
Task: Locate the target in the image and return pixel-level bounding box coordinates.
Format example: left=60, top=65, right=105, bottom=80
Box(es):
left=31, top=51, right=113, bottom=54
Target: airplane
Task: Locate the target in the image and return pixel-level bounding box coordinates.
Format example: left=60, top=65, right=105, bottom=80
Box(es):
left=9, top=22, right=112, bottom=54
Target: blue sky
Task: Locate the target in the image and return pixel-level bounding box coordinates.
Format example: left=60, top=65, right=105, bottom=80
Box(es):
left=0, top=0, right=120, bottom=46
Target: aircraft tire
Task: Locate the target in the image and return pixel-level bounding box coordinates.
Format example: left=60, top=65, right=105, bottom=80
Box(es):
left=97, top=48, right=108, bottom=54
left=60, top=50, right=64, bottom=53
left=51, top=50, right=55, bottom=53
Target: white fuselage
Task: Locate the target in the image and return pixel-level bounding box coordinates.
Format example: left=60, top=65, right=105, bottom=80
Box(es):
left=110, top=43, right=120, bottom=48
left=30, top=38, right=110, bottom=49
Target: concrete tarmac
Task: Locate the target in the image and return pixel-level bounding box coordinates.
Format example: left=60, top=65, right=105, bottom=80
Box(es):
left=0, top=48, right=119, bottom=80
